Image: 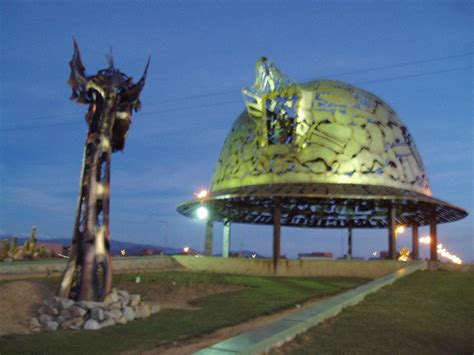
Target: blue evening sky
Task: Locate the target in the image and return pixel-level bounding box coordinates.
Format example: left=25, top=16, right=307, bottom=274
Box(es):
left=0, top=0, right=472, bottom=262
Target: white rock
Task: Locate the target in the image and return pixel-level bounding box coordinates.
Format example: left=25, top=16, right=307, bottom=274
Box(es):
left=121, top=296, right=130, bottom=308
left=46, top=305, right=59, bottom=316
left=70, top=305, right=87, bottom=317
left=38, top=314, right=52, bottom=325
left=60, top=308, right=71, bottom=319
left=123, top=307, right=134, bottom=321
left=91, top=308, right=105, bottom=321
left=108, top=301, right=122, bottom=310
left=44, top=321, right=59, bottom=332
left=83, top=319, right=101, bottom=330
left=59, top=298, right=75, bottom=309
left=130, top=294, right=141, bottom=307
left=118, top=290, right=130, bottom=298
left=107, top=309, right=122, bottom=321
left=104, top=293, right=119, bottom=305
left=100, top=318, right=116, bottom=328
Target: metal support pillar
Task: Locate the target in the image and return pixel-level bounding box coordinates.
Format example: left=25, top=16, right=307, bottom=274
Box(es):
left=411, top=224, right=419, bottom=260
left=388, top=204, right=396, bottom=259
left=205, top=220, right=213, bottom=256
left=430, top=219, right=437, bottom=261
left=347, top=226, right=353, bottom=259
left=273, top=199, right=281, bottom=272
left=222, top=220, right=231, bottom=258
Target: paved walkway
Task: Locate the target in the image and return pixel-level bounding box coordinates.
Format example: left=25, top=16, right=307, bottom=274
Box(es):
left=195, top=261, right=427, bottom=354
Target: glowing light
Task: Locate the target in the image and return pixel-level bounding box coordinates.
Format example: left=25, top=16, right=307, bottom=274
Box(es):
left=196, top=206, right=209, bottom=219
left=419, top=236, right=462, bottom=264
left=372, top=251, right=378, bottom=256
left=120, top=249, right=126, bottom=256
left=183, top=246, right=190, bottom=253
left=398, top=247, right=410, bottom=262
left=396, top=225, right=405, bottom=235
left=419, top=236, right=431, bottom=244
left=195, top=189, right=208, bottom=199
left=252, top=253, right=257, bottom=258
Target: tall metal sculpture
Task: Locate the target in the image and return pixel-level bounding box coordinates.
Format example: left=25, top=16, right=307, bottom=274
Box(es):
left=59, top=40, right=149, bottom=301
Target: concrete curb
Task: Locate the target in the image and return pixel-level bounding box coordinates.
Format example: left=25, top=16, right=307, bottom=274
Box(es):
left=195, top=260, right=427, bottom=355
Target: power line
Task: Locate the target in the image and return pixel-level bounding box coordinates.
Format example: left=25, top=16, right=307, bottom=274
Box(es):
left=317, top=51, right=474, bottom=78
left=1, top=53, right=472, bottom=133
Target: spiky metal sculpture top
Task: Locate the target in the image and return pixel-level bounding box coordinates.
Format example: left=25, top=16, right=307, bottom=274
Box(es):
left=59, top=40, right=149, bottom=301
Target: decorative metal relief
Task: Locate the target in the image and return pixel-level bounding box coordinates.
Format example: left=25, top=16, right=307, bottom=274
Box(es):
left=211, top=57, right=431, bottom=196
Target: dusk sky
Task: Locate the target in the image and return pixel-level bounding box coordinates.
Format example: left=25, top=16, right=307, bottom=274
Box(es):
left=1, top=1, right=472, bottom=262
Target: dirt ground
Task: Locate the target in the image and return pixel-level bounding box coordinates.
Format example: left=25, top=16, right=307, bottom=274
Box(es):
left=0, top=280, right=244, bottom=336
left=0, top=280, right=56, bottom=336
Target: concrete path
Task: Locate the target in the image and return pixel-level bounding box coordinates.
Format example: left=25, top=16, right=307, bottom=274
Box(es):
left=195, top=261, right=427, bottom=354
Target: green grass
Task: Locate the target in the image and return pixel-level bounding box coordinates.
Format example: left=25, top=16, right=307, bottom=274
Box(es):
left=0, top=271, right=367, bottom=354
left=274, top=271, right=474, bottom=354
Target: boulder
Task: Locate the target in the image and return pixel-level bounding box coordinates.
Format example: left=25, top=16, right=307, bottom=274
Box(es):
left=83, top=319, right=101, bottom=330
left=108, top=301, right=122, bottom=310
left=104, top=292, right=119, bottom=305
left=118, top=290, right=130, bottom=298
left=106, top=309, right=122, bottom=321
left=121, top=296, right=130, bottom=308
left=123, top=307, right=134, bottom=321
left=38, top=314, right=52, bottom=325
left=130, top=294, right=141, bottom=307
left=59, top=298, right=75, bottom=310
left=100, top=318, right=116, bottom=328
left=60, top=320, right=74, bottom=330
left=60, top=308, right=71, bottom=319
left=91, top=308, right=105, bottom=321
left=70, top=305, right=87, bottom=318
left=44, top=321, right=59, bottom=332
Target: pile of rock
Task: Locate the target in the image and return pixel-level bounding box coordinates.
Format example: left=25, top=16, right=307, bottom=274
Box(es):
left=30, top=289, right=160, bottom=332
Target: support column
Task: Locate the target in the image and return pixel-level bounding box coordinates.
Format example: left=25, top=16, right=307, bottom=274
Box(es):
left=273, top=199, right=281, bottom=272
left=411, top=224, right=419, bottom=260
left=388, top=205, right=396, bottom=259
left=222, top=220, right=231, bottom=258
left=205, top=220, right=213, bottom=256
left=347, top=226, right=353, bottom=259
left=430, top=219, right=437, bottom=261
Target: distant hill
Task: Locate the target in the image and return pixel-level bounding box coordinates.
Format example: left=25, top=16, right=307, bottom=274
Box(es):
left=0, top=234, right=185, bottom=256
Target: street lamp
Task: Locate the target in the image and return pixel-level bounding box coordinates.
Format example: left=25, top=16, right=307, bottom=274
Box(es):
left=196, top=206, right=209, bottom=220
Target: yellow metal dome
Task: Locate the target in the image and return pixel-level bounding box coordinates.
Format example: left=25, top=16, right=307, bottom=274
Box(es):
left=211, top=79, right=431, bottom=195
left=177, top=58, right=467, bottom=228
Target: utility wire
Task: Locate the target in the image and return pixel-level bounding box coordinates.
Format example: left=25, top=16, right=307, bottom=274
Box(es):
left=1, top=53, right=472, bottom=132
left=4, top=51, right=472, bottom=126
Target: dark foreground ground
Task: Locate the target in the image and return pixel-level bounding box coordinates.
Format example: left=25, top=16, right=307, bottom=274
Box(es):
left=273, top=271, right=474, bottom=354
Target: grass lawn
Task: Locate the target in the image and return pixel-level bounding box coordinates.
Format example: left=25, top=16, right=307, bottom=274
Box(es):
left=0, top=271, right=367, bottom=354
left=273, top=271, right=474, bottom=354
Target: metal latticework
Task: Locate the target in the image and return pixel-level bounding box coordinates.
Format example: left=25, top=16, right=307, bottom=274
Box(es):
left=59, top=40, right=148, bottom=301
left=177, top=57, right=467, bottom=229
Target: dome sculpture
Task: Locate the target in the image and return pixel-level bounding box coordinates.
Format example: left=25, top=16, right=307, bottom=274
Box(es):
left=177, top=57, right=467, bottom=262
